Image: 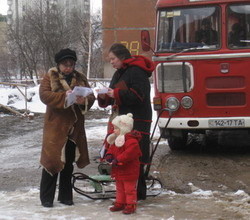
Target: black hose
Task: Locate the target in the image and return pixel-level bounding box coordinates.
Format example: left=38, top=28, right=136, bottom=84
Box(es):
left=145, top=109, right=173, bottom=178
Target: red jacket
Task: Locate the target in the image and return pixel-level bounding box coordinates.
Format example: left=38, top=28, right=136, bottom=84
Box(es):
left=106, top=131, right=142, bottom=181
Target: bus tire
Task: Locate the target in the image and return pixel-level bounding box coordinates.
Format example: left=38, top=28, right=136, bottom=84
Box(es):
left=167, top=134, right=187, bottom=151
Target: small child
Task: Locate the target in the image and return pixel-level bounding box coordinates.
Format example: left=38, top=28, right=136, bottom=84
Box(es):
left=105, top=113, right=142, bottom=215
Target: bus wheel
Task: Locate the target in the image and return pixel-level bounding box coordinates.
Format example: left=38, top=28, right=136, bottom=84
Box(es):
left=167, top=134, right=187, bottom=151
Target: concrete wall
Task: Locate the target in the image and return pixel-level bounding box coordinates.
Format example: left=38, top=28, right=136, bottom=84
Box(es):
left=102, top=0, right=157, bottom=78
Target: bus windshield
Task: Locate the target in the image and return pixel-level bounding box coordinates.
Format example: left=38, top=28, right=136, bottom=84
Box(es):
left=227, top=4, right=250, bottom=49
left=157, top=6, right=220, bottom=52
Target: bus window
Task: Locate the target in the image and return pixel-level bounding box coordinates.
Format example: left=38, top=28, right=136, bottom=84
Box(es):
left=195, top=18, right=218, bottom=45
left=227, top=4, right=250, bottom=49
left=157, top=6, right=220, bottom=52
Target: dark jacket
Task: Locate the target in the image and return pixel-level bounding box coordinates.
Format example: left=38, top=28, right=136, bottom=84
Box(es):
left=195, top=29, right=218, bottom=45
left=39, top=67, right=95, bottom=175
left=106, top=131, right=142, bottom=181
left=98, top=55, right=155, bottom=163
left=98, top=55, right=154, bottom=133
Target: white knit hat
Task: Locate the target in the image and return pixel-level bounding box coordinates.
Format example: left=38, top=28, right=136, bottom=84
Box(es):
left=107, top=113, right=134, bottom=147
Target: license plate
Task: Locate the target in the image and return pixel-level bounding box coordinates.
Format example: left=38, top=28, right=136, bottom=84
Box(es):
left=208, top=119, right=245, bottom=128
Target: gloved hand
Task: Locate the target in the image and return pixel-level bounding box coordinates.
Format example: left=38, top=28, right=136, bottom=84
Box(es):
left=105, top=154, right=113, bottom=163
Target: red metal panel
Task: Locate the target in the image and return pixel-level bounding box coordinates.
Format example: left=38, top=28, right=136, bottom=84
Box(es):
left=156, top=0, right=250, bottom=8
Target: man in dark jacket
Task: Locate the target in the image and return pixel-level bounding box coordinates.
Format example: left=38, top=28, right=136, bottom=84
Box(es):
left=195, top=18, right=218, bottom=45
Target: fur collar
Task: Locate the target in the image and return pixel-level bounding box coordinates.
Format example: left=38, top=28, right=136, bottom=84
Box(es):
left=107, top=133, right=125, bottom=147
left=106, top=131, right=142, bottom=147
left=48, top=67, right=87, bottom=92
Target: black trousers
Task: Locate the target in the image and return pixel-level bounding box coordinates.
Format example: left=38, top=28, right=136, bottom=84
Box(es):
left=40, top=140, right=76, bottom=204
left=137, top=164, right=147, bottom=200
left=137, top=133, right=150, bottom=200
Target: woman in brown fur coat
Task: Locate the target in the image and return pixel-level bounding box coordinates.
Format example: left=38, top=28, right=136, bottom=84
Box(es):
left=39, top=48, right=95, bottom=208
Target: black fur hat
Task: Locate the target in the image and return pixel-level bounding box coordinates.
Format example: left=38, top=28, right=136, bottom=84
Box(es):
left=54, top=48, right=77, bottom=64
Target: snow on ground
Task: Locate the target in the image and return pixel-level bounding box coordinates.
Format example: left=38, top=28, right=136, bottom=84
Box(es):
left=0, top=84, right=99, bottom=114
left=0, top=82, right=158, bottom=121
left=1, top=83, right=250, bottom=219
left=0, top=83, right=160, bottom=220
left=0, top=185, right=250, bottom=220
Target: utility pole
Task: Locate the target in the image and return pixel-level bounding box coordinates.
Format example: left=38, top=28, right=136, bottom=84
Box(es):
left=15, top=0, right=19, bottom=35
left=87, top=0, right=92, bottom=79
left=87, top=18, right=92, bottom=79
left=14, top=0, right=22, bottom=79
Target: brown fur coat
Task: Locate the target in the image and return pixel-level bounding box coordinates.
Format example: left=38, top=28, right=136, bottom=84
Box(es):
left=39, top=67, right=95, bottom=175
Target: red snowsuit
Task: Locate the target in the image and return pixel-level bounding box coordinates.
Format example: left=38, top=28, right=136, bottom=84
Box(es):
left=106, top=131, right=142, bottom=204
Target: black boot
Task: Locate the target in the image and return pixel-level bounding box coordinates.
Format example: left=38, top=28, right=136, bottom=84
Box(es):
left=40, top=169, right=58, bottom=207
left=58, top=140, right=75, bottom=205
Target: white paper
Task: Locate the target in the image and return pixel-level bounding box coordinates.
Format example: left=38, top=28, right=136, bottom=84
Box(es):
left=73, top=86, right=93, bottom=97
left=66, top=86, right=93, bottom=107
left=97, top=88, right=109, bottom=94
left=99, top=144, right=106, bottom=159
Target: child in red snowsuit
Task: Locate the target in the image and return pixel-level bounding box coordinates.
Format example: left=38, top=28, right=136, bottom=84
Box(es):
left=105, top=113, right=142, bottom=214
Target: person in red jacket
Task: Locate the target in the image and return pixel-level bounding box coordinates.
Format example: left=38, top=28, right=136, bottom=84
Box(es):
left=105, top=113, right=142, bottom=215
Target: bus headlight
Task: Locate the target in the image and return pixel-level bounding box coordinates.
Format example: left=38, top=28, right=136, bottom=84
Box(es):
left=181, top=96, right=193, bottom=109
left=166, top=97, right=180, bottom=111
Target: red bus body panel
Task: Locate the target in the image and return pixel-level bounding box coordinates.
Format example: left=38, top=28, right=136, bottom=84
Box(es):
left=153, top=0, right=250, bottom=132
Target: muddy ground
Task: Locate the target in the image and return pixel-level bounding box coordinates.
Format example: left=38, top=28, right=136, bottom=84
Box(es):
left=1, top=109, right=250, bottom=196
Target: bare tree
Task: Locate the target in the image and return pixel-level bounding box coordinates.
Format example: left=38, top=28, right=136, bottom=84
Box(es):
left=6, top=0, right=94, bottom=81
left=68, top=8, right=90, bottom=74
left=90, top=11, right=103, bottom=78
left=0, top=15, right=11, bottom=81
left=0, top=51, right=11, bottom=81
left=51, top=6, right=103, bottom=78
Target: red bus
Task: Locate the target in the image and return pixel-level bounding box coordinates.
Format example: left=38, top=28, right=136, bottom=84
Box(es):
left=142, top=0, right=250, bottom=150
